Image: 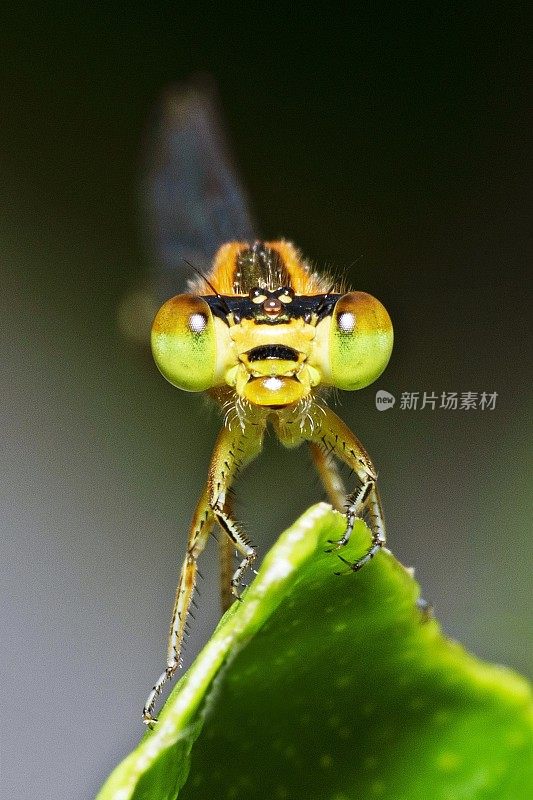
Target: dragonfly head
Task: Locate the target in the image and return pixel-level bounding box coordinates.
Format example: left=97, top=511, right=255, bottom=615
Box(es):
left=151, top=242, right=393, bottom=410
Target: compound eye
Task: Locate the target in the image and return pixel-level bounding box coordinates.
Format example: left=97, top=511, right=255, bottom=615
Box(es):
left=151, top=294, right=217, bottom=391
left=329, top=292, right=393, bottom=390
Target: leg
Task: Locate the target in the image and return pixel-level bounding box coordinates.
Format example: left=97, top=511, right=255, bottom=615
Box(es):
left=307, top=404, right=386, bottom=572
left=143, top=484, right=215, bottom=725
left=334, top=480, right=385, bottom=573
left=143, top=422, right=264, bottom=725
left=219, top=526, right=235, bottom=613
left=308, top=440, right=347, bottom=512
left=209, top=425, right=263, bottom=600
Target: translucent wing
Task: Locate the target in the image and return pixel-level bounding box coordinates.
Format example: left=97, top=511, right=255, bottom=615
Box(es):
left=143, top=77, right=256, bottom=302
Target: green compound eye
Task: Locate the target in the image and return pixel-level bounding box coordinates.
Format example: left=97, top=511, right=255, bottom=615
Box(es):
left=329, top=292, right=393, bottom=390
left=151, top=294, right=217, bottom=392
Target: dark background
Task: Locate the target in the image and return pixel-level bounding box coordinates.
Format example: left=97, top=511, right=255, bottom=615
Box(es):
left=0, top=5, right=530, bottom=799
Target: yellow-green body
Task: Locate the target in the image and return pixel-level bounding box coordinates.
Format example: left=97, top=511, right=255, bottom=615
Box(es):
left=144, top=239, right=393, bottom=725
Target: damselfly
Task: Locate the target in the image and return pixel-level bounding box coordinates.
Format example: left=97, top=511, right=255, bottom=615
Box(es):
left=142, top=80, right=393, bottom=725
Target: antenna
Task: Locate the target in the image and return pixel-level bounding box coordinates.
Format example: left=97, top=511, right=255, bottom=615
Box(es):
left=183, top=258, right=231, bottom=314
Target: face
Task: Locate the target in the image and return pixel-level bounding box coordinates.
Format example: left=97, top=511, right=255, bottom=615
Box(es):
left=151, top=241, right=394, bottom=408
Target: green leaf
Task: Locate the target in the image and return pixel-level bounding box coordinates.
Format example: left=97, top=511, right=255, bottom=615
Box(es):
left=97, top=504, right=532, bottom=800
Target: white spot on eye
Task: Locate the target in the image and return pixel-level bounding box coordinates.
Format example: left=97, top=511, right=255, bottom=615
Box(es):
left=189, top=312, right=207, bottom=333
left=338, top=311, right=356, bottom=333
left=264, top=376, right=283, bottom=391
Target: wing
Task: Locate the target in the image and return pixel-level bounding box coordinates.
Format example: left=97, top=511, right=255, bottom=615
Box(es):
left=143, top=77, right=256, bottom=302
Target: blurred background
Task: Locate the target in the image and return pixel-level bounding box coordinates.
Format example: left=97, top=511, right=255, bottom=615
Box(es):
left=0, top=5, right=530, bottom=799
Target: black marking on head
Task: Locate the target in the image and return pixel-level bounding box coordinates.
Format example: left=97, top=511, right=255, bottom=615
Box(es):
left=247, top=345, right=299, bottom=362
left=203, top=292, right=342, bottom=326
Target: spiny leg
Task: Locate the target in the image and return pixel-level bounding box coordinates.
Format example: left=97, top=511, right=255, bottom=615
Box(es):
left=217, top=475, right=239, bottom=613
left=307, top=404, right=386, bottom=572
left=143, top=483, right=215, bottom=725
left=209, top=424, right=264, bottom=600
left=219, top=525, right=235, bottom=613
left=216, top=508, right=255, bottom=599
left=308, top=440, right=347, bottom=512
left=143, top=421, right=264, bottom=725
left=333, top=480, right=385, bottom=574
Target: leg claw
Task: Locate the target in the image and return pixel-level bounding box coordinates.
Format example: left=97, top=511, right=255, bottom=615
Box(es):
left=333, top=543, right=383, bottom=574
left=231, top=583, right=248, bottom=602
left=325, top=537, right=349, bottom=554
